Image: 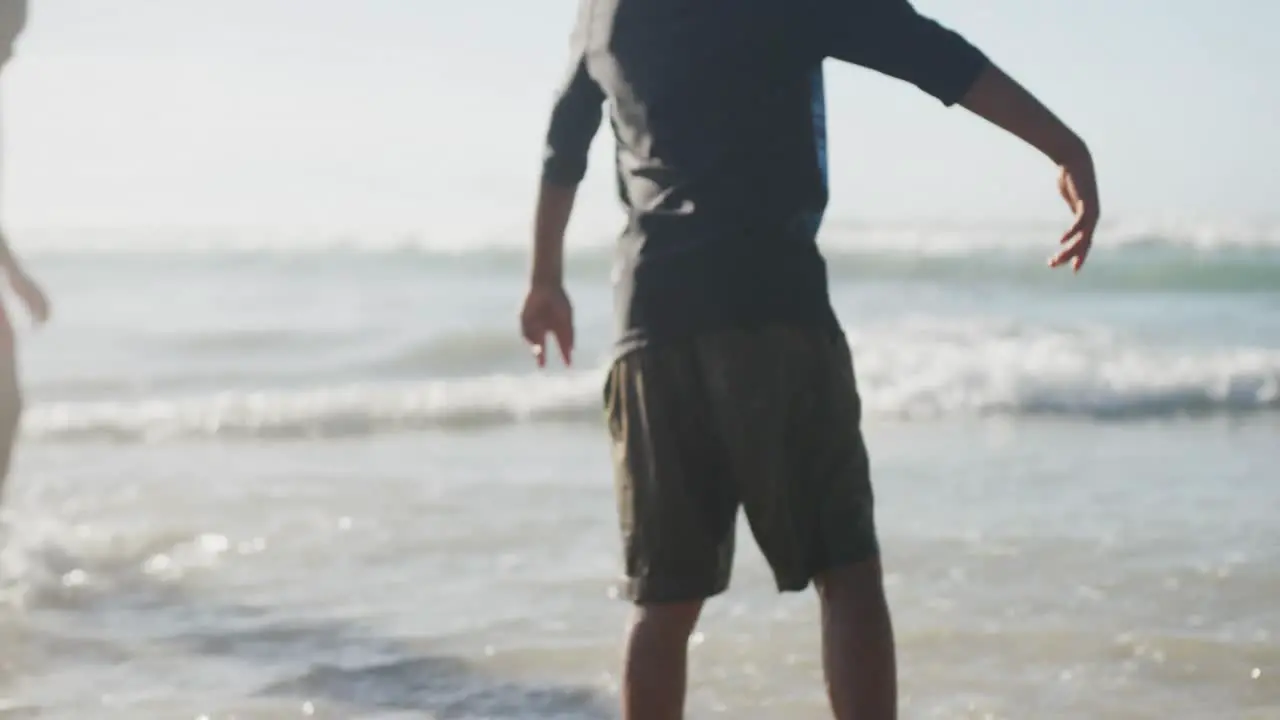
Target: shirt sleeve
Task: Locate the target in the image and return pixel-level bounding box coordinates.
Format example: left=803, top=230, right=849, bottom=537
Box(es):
left=820, top=0, right=988, bottom=106
left=541, top=54, right=605, bottom=187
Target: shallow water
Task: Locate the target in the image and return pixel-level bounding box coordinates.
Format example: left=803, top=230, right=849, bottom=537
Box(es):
left=4, top=419, right=1278, bottom=719
left=2, top=225, right=1278, bottom=717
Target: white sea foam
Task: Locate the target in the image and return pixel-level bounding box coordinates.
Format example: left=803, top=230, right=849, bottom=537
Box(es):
left=22, top=327, right=1280, bottom=443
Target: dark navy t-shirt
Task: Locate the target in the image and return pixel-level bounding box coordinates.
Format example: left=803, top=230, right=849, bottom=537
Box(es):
left=541, top=0, right=988, bottom=353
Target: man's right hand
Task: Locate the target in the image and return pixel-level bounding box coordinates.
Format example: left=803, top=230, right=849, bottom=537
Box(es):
left=959, top=63, right=1101, bottom=273
left=520, top=282, right=574, bottom=368
left=1050, top=151, right=1099, bottom=272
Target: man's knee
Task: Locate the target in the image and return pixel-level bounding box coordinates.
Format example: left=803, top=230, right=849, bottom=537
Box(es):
left=630, top=600, right=704, bottom=641
left=814, top=555, right=888, bottom=607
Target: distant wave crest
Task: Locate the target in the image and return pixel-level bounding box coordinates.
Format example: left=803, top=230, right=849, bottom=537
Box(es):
left=24, top=223, right=1280, bottom=293
left=20, top=220, right=1280, bottom=256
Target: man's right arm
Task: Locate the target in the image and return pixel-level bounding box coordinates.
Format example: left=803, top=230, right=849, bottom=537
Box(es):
left=820, top=0, right=988, bottom=107
left=958, top=64, right=1099, bottom=270
left=821, top=0, right=1098, bottom=269
left=957, top=64, right=1089, bottom=181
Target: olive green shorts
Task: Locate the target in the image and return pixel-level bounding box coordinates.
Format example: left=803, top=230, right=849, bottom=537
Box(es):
left=603, top=324, right=877, bottom=604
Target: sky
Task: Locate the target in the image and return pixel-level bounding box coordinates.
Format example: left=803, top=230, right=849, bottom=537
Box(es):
left=2, top=0, right=1277, bottom=236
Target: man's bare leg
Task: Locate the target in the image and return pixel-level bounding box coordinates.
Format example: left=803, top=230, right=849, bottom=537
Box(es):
left=815, top=557, right=898, bottom=720
left=621, top=600, right=703, bottom=720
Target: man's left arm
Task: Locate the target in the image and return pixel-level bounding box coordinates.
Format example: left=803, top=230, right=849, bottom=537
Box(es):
left=531, top=55, right=605, bottom=288
left=520, top=52, right=604, bottom=367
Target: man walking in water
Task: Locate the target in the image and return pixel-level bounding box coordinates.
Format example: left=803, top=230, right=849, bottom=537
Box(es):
left=520, top=0, right=1099, bottom=716
left=0, top=0, right=50, bottom=496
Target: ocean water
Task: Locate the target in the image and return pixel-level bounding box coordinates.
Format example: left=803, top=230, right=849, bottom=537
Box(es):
left=1, top=222, right=1278, bottom=719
